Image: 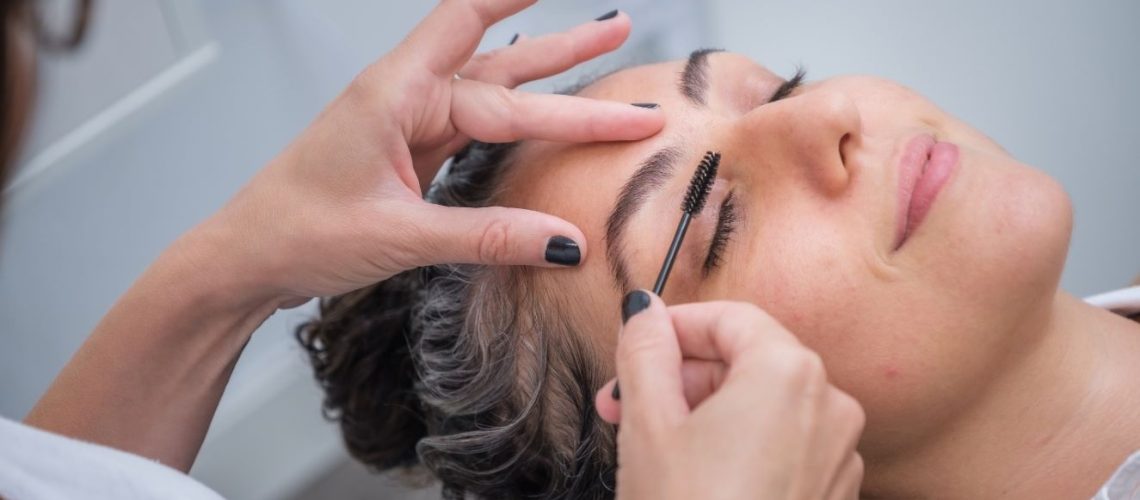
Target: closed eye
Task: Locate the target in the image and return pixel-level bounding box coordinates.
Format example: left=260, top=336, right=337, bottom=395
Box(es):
left=770, top=67, right=807, bottom=102
left=698, top=69, right=804, bottom=277
left=702, top=191, right=738, bottom=276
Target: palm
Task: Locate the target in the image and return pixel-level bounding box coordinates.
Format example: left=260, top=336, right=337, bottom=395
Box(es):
left=231, top=0, right=665, bottom=304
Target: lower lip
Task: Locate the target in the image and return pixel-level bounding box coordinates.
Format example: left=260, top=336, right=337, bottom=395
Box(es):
left=895, top=136, right=959, bottom=249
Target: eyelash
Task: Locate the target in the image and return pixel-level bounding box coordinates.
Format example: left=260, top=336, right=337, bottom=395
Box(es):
left=770, top=67, right=807, bottom=102
left=702, top=191, right=738, bottom=275
left=698, top=69, right=804, bottom=277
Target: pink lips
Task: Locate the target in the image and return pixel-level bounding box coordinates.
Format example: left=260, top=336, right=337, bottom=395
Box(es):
left=894, top=135, right=959, bottom=249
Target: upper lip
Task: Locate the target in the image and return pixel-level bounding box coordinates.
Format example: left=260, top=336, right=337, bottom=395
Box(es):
left=893, top=135, right=936, bottom=249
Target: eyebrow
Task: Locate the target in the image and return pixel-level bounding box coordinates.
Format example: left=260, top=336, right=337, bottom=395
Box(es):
left=602, top=49, right=722, bottom=291
left=681, top=48, right=723, bottom=105
left=604, top=147, right=682, bottom=291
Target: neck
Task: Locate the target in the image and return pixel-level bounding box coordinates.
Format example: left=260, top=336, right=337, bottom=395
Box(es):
left=863, top=291, right=1140, bottom=499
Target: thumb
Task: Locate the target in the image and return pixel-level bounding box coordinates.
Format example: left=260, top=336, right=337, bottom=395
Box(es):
left=412, top=204, right=587, bottom=268
left=613, top=291, right=690, bottom=430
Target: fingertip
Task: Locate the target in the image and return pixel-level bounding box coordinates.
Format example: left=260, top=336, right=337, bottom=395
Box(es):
left=539, top=216, right=587, bottom=268
left=599, top=101, right=666, bottom=142
left=544, top=235, right=582, bottom=267
left=621, top=289, right=667, bottom=325
left=600, top=10, right=633, bottom=45
left=595, top=380, right=622, bottom=424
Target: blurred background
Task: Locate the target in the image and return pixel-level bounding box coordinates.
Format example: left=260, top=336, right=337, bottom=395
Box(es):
left=0, top=0, right=1137, bottom=498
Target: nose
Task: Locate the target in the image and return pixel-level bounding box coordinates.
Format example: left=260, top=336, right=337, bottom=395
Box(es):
left=731, top=87, right=862, bottom=196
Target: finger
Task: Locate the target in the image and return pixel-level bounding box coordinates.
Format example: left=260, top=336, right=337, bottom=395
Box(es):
left=461, top=12, right=632, bottom=88
left=595, top=379, right=621, bottom=424
left=451, top=81, right=664, bottom=143
left=823, top=390, right=866, bottom=498
left=666, top=301, right=801, bottom=365
left=615, top=291, right=689, bottom=430
left=398, top=0, right=537, bottom=78
left=411, top=203, right=587, bottom=268
left=826, top=453, right=865, bottom=500
left=680, top=359, right=729, bottom=408
left=594, top=359, right=726, bottom=425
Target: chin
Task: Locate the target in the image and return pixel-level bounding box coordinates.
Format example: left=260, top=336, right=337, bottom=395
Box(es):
left=991, top=166, right=1071, bottom=303
left=933, top=151, right=1072, bottom=316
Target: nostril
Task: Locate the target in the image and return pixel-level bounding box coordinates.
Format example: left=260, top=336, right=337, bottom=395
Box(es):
left=839, top=133, right=852, bottom=167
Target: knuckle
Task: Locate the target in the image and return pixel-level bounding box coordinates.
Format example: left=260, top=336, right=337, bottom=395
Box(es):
left=836, top=391, right=867, bottom=433
left=476, top=214, right=515, bottom=264
left=486, top=86, right=520, bottom=142
left=770, top=348, right=827, bottom=391
left=851, top=453, right=866, bottom=482
left=714, top=303, right=759, bottom=335
left=460, top=0, right=495, bottom=28
left=463, top=53, right=493, bottom=80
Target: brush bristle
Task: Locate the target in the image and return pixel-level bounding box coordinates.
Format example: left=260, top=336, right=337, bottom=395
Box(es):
left=681, top=151, right=720, bottom=214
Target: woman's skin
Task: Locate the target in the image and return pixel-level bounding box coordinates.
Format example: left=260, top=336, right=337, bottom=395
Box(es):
left=498, top=52, right=1140, bottom=497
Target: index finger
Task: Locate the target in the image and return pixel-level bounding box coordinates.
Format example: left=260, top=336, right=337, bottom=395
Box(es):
left=452, top=82, right=665, bottom=143
left=399, top=0, right=537, bottom=78
left=666, top=301, right=802, bottom=364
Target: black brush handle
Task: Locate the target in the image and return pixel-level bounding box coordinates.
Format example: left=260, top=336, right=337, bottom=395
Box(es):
left=653, top=212, right=693, bottom=295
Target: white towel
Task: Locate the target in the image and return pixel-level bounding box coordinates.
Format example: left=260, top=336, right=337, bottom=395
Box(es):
left=0, top=417, right=223, bottom=500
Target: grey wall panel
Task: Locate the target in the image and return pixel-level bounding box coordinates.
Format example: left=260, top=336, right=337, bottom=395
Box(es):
left=707, top=0, right=1140, bottom=295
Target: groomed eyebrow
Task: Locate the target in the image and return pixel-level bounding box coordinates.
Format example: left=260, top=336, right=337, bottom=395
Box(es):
left=681, top=48, right=723, bottom=105
left=604, top=147, right=682, bottom=291
left=602, top=49, right=722, bottom=291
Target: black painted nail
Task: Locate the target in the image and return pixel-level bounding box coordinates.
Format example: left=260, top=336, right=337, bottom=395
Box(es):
left=612, top=382, right=621, bottom=401
left=621, top=290, right=651, bottom=324
left=509, top=33, right=519, bottom=45
left=631, top=102, right=660, bottom=109
left=545, top=236, right=581, bottom=266
left=595, top=9, right=619, bottom=21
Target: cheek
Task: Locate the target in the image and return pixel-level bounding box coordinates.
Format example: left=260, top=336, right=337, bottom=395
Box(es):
left=721, top=203, right=868, bottom=351
left=717, top=159, right=1073, bottom=452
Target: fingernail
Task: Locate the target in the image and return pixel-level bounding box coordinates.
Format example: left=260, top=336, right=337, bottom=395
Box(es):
left=509, top=33, right=519, bottom=45
left=545, top=236, right=581, bottom=266
left=631, top=102, right=660, bottom=109
left=611, top=382, right=621, bottom=401
left=621, top=290, right=651, bottom=324
left=595, top=9, right=619, bottom=21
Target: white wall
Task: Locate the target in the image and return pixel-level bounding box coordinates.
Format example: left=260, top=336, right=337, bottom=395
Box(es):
left=0, top=1, right=1136, bottom=499
left=707, top=0, right=1140, bottom=293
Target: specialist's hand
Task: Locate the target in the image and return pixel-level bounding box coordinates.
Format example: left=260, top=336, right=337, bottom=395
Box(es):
left=595, top=293, right=865, bottom=500
left=184, top=0, right=663, bottom=307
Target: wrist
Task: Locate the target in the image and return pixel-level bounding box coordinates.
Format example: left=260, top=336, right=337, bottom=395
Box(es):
left=158, top=212, right=295, bottom=318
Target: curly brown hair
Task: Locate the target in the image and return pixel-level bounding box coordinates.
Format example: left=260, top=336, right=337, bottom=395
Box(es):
left=0, top=0, right=35, bottom=184
left=297, top=141, right=619, bottom=499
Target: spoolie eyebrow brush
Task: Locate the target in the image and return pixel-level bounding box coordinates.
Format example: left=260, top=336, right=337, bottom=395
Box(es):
left=613, top=151, right=721, bottom=401
left=652, top=151, right=720, bottom=295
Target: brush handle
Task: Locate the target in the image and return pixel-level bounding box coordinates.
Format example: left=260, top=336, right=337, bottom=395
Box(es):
left=653, top=212, right=693, bottom=295
left=614, top=212, right=693, bottom=401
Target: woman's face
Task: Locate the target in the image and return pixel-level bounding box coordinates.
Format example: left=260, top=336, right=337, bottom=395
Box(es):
left=499, top=52, right=1072, bottom=456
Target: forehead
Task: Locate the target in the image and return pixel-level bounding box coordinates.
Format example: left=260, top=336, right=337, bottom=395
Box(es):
left=493, top=53, right=784, bottom=328
left=496, top=61, right=689, bottom=327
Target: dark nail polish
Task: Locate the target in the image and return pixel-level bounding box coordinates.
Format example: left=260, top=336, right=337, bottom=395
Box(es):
left=631, top=102, right=660, bottom=109
left=621, top=290, right=651, bottom=323
left=509, top=33, right=519, bottom=45
left=612, top=382, right=621, bottom=401
left=545, top=236, right=581, bottom=266
left=595, top=9, right=619, bottom=21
